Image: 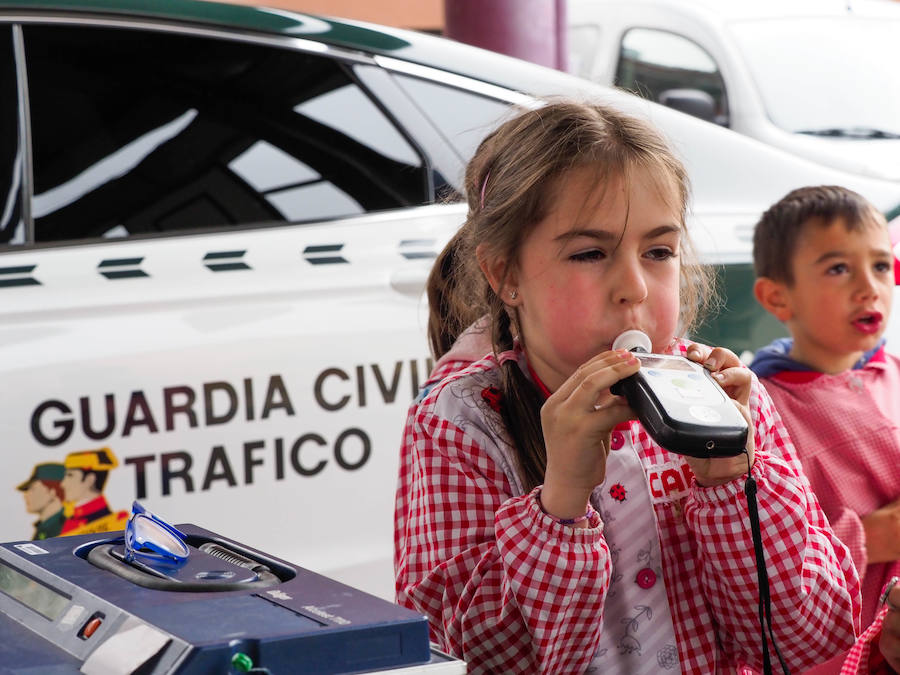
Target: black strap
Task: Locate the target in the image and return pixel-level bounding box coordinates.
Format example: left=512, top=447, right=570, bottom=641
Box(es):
left=744, top=451, right=790, bottom=675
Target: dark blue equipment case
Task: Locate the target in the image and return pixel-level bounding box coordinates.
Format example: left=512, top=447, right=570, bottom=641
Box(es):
left=0, top=524, right=432, bottom=674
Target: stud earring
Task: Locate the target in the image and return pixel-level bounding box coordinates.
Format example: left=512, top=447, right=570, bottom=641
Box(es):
left=509, top=289, right=518, bottom=300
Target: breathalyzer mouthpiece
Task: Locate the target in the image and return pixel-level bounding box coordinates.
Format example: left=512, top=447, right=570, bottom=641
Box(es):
left=612, top=329, right=652, bottom=354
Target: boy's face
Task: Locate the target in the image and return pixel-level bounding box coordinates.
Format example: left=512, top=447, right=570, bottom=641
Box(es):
left=779, top=216, right=894, bottom=373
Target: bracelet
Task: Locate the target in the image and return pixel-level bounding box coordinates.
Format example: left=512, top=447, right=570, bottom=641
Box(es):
left=536, top=491, right=592, bottom=526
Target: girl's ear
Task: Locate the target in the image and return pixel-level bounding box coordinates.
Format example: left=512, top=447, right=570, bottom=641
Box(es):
left=753, top=277, right=792, bottom=322
left=476, top=244, right=519, bottom=305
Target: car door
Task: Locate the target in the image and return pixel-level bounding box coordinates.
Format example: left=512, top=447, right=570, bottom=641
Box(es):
left=0, top=15, right=473, bottom=598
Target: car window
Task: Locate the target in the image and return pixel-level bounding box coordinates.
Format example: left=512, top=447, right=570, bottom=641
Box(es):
left=615, top=28, right=729, bottom=127
left=0, top=26, right=20, bottom=245
left=728, top=17, right=900, bottom=136
left=393, top=74, right=512, bottom=165
left=20, top=24, right=430, bottom=244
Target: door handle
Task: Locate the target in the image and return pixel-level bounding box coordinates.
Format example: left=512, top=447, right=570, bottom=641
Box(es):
left=390, top=267, right=429, bottom=296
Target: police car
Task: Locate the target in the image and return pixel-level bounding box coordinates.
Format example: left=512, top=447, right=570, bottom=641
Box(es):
left=3, top=0, right=900, bottom=602
left=566, top=0, right=900, bottom=182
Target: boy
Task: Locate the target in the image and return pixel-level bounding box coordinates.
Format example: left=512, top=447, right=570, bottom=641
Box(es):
left=750, top=185, right=900, bottom=674
left=842, top=577, right=900, bottom=674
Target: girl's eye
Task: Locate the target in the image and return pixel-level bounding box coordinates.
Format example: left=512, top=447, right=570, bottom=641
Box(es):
left=570, top=249, right=605, bottom=262
left=875, top=261, right=893, bottom=274
left=646, top=247, right=676, bottom=261
left=826, top=263, right=848, bottom=275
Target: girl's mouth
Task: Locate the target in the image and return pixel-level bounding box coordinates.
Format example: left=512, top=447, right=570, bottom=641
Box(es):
left=852, top=311, right=883, bottom=335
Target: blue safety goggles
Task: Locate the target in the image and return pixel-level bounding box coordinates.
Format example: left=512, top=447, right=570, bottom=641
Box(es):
left=124, top=501, right=189, bottom=567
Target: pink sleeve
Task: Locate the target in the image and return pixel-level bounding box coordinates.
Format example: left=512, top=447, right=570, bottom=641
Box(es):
left=684, top=377, right=862, bottom=672
left=394, top=401, right=612, bottom=673
left=829, top=507, right=870, bottom=582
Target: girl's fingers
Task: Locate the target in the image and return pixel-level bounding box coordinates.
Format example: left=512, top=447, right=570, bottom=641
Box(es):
left=685, top=344, right=711, bottom=364
left=687, top=345, right=742, bottom=372
left=551, top=350, right=630, bottom=400
left=591, top=398, right=636, bottom=428
left=704, top=346, right=742, bottom=371
left=710, top=365, right=752, bottom=407
left=549, top=350, right=640, bottom=412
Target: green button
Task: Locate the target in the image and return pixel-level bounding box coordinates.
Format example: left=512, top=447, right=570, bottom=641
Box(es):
left=231, top=652, right=254, bottom=673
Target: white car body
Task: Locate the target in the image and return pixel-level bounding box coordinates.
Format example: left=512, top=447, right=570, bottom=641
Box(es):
left=566, top=0, right=900, bottom=182
left=2, top=2, right=899, bottom=603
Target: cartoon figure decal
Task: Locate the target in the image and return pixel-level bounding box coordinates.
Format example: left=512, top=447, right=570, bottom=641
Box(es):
left=16, top=462, right=66, bottom=539
left=17, top=447, right=129, bottom=540
left=59, top=447, right=129, bottom=536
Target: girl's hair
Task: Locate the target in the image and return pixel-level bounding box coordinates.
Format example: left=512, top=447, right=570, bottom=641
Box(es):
left=427, top=100, right=713, bottom=490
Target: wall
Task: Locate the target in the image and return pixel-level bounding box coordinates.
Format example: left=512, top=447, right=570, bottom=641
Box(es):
left=216, top=0, right=445, bottom=30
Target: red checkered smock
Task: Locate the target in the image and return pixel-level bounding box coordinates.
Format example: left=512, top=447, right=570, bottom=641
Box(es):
left=394, top=340, right=861, bottom=674
left=841, top=605, right=893, bottom=674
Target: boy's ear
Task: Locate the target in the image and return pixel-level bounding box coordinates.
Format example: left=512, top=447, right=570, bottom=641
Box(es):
left=753, top=277, right=792, bottom=322
left=476, top=244, right=519, bottom=305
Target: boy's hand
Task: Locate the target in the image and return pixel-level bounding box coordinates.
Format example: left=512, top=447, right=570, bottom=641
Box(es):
left=685, top=344, right=756, bottom=487
left=862, top=497, right=900, bottom=563
left=880, top=583, right=900, bottom=671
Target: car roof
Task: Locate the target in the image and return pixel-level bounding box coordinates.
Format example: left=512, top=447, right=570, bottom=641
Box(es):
left=0, top=0, right=328, bottom=35
left=573, top=0, right=900, bottom=22
left=4, top=0, right=900, bottom=222
left=0, top=0, right=603, bottom=95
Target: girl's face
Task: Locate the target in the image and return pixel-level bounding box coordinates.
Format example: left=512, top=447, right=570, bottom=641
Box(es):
left=504, top=165, right=683, bottom=392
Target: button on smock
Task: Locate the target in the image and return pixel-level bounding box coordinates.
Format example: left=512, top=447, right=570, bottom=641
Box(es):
left=636, top=567, right=657, bottom=589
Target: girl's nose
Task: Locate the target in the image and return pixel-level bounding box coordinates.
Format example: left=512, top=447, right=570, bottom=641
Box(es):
left=613, top=258, right=648, bottom=305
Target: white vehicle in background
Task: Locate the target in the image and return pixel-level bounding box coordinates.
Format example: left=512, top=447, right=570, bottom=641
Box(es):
left=1, top=0, right=899, bottom=603
left=567, top=0, right=900, bottom=183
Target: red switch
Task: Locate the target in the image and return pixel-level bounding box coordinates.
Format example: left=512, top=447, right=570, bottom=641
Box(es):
left=78, top=613, right=104, bottom=639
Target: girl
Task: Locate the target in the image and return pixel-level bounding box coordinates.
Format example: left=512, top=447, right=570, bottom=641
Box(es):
left=394, top=101, right=860, bottom=674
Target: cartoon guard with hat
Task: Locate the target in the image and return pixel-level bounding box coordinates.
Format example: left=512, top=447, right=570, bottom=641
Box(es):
left=59, top=447, right=128, bottom=536
left=17, top=462, right=66, bottom=539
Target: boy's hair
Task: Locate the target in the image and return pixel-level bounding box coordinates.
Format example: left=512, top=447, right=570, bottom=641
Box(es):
left=427, top=100, right=713, bottom=489
left=753, top=185, right=884, bottom=284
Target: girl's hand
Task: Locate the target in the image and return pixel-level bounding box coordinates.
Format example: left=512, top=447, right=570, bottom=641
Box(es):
left=685, top=344, right=743, bottom=372
left=683, top=345, right=756, bottom=487
left=539, top=350, right=640, bottom=522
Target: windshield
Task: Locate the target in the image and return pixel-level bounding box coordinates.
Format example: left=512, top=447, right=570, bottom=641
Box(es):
left=729, top=17, right=900, bottom=136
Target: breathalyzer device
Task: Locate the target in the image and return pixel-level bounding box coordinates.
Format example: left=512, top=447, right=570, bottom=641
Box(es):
left=609, top=330, right=748, bottom=457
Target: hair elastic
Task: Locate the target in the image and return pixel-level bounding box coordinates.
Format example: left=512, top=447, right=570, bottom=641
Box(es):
left=536, top=491, right=593, bottom=526
left=479, top=170, right=491, bottom=209
left=496, top=349, right=518, bottom=366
